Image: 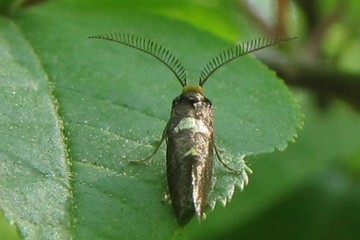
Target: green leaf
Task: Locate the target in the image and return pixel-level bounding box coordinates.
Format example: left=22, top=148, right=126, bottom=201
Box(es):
left=0, top=17, right=71, bottom=239
left=0, top=210, right=20, bottom=240
left=0, top=0, right=24, bottom=15
left=1, top=0, right=302, bottom=239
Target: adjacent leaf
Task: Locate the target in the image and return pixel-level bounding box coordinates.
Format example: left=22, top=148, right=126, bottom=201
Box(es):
left=0, top=17, right=71, bottom=239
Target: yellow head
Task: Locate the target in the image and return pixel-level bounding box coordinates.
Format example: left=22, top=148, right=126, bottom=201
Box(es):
left=182, top=85, right=204, bottom=95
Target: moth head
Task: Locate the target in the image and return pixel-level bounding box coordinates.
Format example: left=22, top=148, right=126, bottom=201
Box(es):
left=182, top=85, right=203, bottom=95
left=179, top=85, right=205, bottom=104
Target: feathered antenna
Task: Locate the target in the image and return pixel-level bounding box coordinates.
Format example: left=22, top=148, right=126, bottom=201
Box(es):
left=198, top=37, right=297, bottom=86
left=89, top=33, right=187, bottom=87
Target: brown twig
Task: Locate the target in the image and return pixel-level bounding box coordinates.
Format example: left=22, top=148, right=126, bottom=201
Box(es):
left=256, top=50, right=360, bottom=111
left=21, top=0, right=48, bottom=8
left=276, top=0, right=290, bottom=38
left=238, top=0, right=358, bottom=110
left=306, top=1, right=347, bottom=59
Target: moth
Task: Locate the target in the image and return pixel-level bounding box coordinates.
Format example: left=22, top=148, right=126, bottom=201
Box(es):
left=89, top=33, right=294, bottom=225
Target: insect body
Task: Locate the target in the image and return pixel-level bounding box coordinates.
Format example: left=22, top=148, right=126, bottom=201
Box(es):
left=89, top=33, right=294, bottom=225
left=166, top=87, right=214, bottom=224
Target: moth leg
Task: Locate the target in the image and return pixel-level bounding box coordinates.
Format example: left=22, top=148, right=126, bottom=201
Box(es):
left=214, top=145, right=253, bottom=174
left=130, top=121, right=169, bottom=164
left=215, top=146, right=225, bottom=153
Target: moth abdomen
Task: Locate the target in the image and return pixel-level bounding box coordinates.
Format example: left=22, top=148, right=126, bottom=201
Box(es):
left=166, top=91, right=214, bottom=225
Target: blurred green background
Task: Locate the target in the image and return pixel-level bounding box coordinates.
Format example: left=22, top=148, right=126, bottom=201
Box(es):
left=1, top=0, right=360, bottom=239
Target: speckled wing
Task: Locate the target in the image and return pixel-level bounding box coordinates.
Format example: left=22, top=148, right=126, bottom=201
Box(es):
left=166, top=92, right=214, bottom=225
